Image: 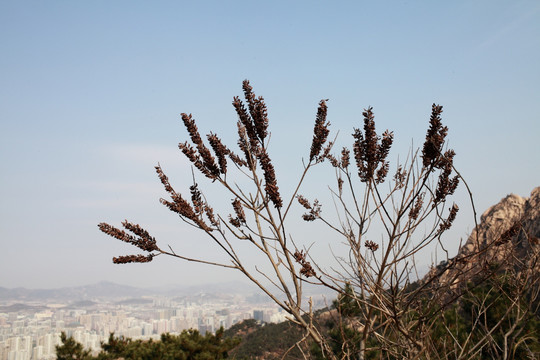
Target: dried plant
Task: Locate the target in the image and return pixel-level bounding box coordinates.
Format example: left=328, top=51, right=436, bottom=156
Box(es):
left=99, top=82, right=537, bottom=359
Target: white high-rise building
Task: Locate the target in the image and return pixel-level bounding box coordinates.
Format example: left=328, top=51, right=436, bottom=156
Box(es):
left=32, top=345, right=43, bottom=360
left=22, top=337, right=32, bottom=355
left=42, top=333, right=55, bottom=357
left=8, top=337, right=20, bottom=352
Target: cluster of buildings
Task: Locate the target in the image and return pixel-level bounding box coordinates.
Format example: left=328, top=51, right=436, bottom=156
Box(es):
left=0, top=294, right=288, bottom=360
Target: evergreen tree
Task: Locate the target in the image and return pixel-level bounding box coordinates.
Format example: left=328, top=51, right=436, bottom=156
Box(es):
left=56, top=332, right=92, bottom=360
left=56, top=329, right=239, bottom=360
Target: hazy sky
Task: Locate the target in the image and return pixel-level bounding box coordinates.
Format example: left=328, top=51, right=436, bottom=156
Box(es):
left=1, top=1, right=539, bottom=289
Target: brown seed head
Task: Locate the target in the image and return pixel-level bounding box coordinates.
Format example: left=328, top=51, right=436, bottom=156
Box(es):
left=237, top=122, right=255, bottom=169
left=232, top=198, right=246, bottom=225
left=496, top=220, right=522, bottom=246
left=375, top=161, right=389, bottom=184
left=113, top=254, right=154, bottom=264
left=204, top=205, right=219, bottom=227
left=296, top=195, right=311, bottom=210
left=301, top=199, right=321, bottom=221
left=434, top=150, right=459, bottom=204
left=228, top=216, right=242, bottom=228
left=341, top=147, right=350, bottom=168
left=258, top=149, right=282, bottom=208
left=121, top=220, right=159, bottom=252
left=327, top=154, right=339, bottom=167
left=233, top=96, right=260, bottom=153
left=352, top=107, right=393, bottom=183
left=178, top=142, right=216, bottom=179
left=242, top=80, right=269, bottom=142
left=393, top=166, right=406, bottom=188
left=180, top=113, right=220, bottom=179
left=155, top=164, right=175, bottom=194
left=409, top=193, right=425, bottom=221
left=190, top=183, right=204, bottom=215
left=422, top=104, right=447, bottom=169
left=365, top=240, right=379, bottom=251
left=293, top=250, right=317, bottom=278
left=439, top=203, right=459, bottom=232
left=310, top=99, right=331, bottom=162
left=207, top=133, right=229, bottom=174
left=159, top=193, right=197, bottom=223
left=98, top=222, right=159, bottom=253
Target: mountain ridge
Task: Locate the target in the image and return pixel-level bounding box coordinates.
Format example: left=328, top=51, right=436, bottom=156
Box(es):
left=0, top=280, right=258, bottom=302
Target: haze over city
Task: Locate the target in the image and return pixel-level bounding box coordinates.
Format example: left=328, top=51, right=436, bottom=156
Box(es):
left=1, top=1, right=539, bottom=290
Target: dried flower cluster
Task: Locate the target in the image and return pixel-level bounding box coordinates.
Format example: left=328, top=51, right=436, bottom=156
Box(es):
left=422, top=104, right=447, bottom=169
left=337, top=177, right=344, bottom=195
left=177, top=85, right=257, bottom=183
left=341, top=147, right=350, bottom=168
left=209, top=132, right=247, bottom=170
left=232, top=81, right=282, bottom=208
left=326, top=145, right=347, bottom=169
left=229, top=198, right=246, bottom=228
left=309, top=100, right=331, bottom=162
left=297, top=195, right=321, bottom=221
left=259, top=148, right=282, bottom=208
left=112, top=254, right=154, bottom=264
left=236, top=123, right=253, bottom=168
left=496, top=220, right=522, bottom=246
left=243, top=81, right=269, bottom=142
left=294, top=250, right=316, bottom=278
left=438, top=203, right=459, bottom=232
left=98, top=221, right=159, bottom=264
left=207, top=133, right=229, bottom=174
left=98, top=221, right=159, bottom=252
left=393, top=165, right=406, bottom=189
left=297, top=195, right=311, bottom=209
left=233, top=81, right=269, bottom=149
left=155, top=165, right=215, bottom=231
left=421, top=105, right=460, bottom=204
left=190, top=183, right=204, bottom=215
left=179, top=114, right=221, bottom=179
left=352, top=107, right=394, bottom=184
left=364, top=240, right=379, bottom=251
left=434, top=150, right=459, bottom=204
left=409, top=193, right=425, bottom=221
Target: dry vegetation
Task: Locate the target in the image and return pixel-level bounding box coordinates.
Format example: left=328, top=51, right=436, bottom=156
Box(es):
left=99, top=81, right=539, bottom=359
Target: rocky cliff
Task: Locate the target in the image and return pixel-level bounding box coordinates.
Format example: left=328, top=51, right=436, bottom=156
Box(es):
left=461, top=186, right=539, bottom=258
left=427, top=187, right=540, bottom=294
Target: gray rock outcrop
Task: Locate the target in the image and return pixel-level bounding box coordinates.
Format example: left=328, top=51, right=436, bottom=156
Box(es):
left=426, top=187, right=540, bottom=294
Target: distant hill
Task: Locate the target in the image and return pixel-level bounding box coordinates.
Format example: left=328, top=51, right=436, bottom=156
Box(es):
left=69, top=300, right=98, bottom=308
left=115, top=298, right=153, bottom=305
left=0, top=303, right=48, bottom=312
left=0, top=281, right=147, bottom=302
left=0, top=280, right=269, bottom=302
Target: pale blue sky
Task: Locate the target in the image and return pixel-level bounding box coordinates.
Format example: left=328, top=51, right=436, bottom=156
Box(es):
left=1, top=1, right=539, bottom=289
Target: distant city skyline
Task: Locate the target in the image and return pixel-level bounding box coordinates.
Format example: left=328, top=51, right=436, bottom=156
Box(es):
left=0, top=284, right=288, bottom=360
left=1, top=1, right=539, bottom=289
